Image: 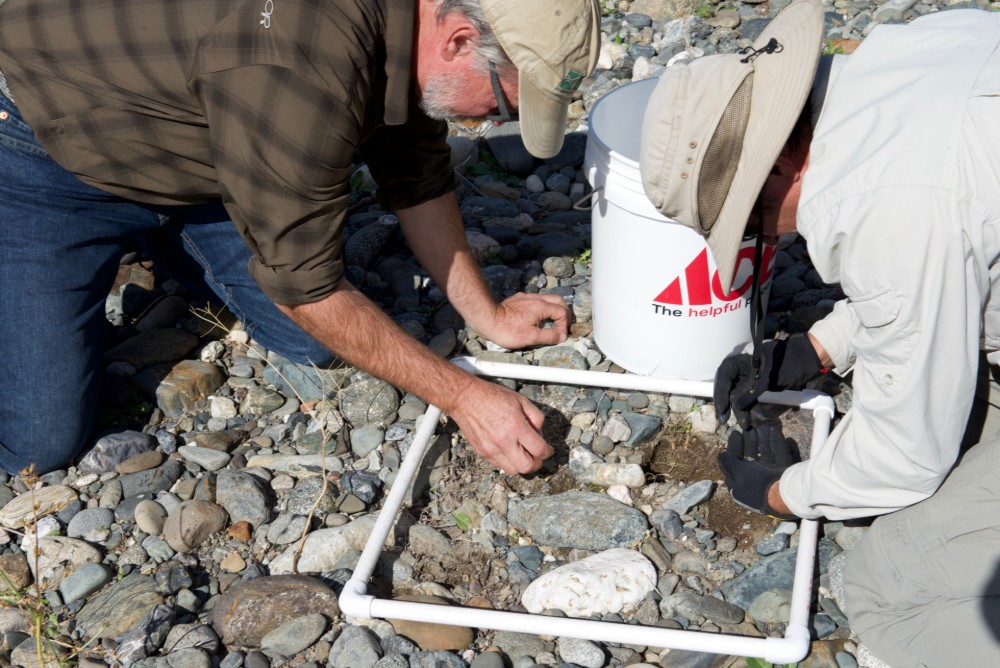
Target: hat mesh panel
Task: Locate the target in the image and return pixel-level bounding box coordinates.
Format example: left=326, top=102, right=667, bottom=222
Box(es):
left=697, top=74, right=753, bottom=232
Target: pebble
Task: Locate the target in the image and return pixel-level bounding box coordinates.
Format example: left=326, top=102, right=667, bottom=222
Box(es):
left=162, top=500, right=229, bottom=552
left=134, top=500, right=169, bottom=535
left=557, top=637, right=606, bottom=668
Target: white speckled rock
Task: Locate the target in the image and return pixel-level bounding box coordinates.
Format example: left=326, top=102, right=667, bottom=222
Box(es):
left=688, top=405, right=719, bottom=434
left=22, top=536, right=104, bottom=591
left=0, top=486, right=78, bottom=529
left=268, top=514, right=378, bottom=574
left=575, top=463, right=646, bottom=489
left=521, top=549, right=655, bottom=618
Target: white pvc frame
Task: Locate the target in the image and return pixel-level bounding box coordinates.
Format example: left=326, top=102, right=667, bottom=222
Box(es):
left=340, top=357, right=835, bottom=665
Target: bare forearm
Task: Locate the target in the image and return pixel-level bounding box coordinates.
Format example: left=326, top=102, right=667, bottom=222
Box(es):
left=277, top=281, right=473, bottom=414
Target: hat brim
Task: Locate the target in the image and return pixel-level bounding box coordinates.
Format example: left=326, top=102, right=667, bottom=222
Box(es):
left=518, top=73, right=569, bottom=160
left=706, top=0, right=824, bottom=294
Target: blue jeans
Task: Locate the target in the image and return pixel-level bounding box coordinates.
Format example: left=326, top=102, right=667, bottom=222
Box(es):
left=0, top=92, right=334, bottom=474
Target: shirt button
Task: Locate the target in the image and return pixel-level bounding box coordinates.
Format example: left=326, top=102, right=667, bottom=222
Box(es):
left=0, top=111, right=8, bottom=121
left=884, top=374, right=894, bottom=386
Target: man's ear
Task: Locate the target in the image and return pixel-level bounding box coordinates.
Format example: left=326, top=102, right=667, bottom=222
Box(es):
left=438, top=17, right=479, bottom=62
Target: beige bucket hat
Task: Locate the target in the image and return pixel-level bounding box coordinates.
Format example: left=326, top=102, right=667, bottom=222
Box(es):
left=639, top=0, right=824, bottom=293
left=481, top=0, right=602, bottom=159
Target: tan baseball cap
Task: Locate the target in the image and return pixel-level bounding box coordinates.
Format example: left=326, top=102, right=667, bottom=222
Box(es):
left=639, top=0, right=824, bottom=293
left=481, top=0, right=602, bottom=159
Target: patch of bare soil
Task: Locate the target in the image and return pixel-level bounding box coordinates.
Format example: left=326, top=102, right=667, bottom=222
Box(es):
left=649, top=424, right=781, bottom=551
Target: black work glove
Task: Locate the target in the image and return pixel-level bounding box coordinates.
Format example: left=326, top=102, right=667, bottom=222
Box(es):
left=714, top=334, right=823, bottom=427
left=717, top=422, right=800, bottom=520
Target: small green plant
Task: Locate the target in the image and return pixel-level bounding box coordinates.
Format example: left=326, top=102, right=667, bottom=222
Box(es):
left=453, top=512, right=473, bottom=532
left=694, top=2, right=715, bottom=19
left=613, top=32, right=624, bottom=45
left=466, top=148, right=521, bottom=187
left=574, top=248, right=592, bottom=265
left=744, top=659, right=798, bottom=668
left=821, top=39, right=845, bottom=56
left=0, top=466, right=106, bottom=666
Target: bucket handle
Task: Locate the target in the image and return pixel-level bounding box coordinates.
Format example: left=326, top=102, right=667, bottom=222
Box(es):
left=572, top=187, right=602, bottom=212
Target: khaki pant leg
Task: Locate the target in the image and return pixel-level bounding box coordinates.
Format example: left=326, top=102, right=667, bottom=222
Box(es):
left=843, top=438, right=1000, bottom=668
left=961, top=356, right=1000, bottom=450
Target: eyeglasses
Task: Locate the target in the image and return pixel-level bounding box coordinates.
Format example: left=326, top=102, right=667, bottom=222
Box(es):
left=486, top=60, right=518, bottom=123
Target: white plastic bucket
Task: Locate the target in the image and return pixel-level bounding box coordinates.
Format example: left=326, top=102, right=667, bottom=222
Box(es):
left=583, top=78, right=774, bottom=380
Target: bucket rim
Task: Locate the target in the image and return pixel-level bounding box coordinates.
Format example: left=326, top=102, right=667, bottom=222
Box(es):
left=587, top=77, right=661, bottom=166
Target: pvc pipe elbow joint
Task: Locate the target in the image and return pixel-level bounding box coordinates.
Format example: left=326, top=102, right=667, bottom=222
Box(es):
left=338, top=578, right=374, bottom=619
left=764, top=624, right=811, bottom=664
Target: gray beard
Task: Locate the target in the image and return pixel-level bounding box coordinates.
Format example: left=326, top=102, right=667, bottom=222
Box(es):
left=417, top=71, right=468, bottom=121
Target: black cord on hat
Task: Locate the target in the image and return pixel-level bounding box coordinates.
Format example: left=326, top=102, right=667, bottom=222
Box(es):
left=740, top=38, right=783, bottom=64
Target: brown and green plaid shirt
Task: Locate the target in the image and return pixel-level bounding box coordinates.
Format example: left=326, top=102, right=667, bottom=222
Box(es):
left=0, top=0, right=457, bottom=304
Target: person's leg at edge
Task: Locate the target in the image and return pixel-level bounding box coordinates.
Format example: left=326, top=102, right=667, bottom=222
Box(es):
left=843, top=436, right=1000, bottom=668
left=140, top=204, right=338, bottom=366
left=0, top=94, right=162, bottom=474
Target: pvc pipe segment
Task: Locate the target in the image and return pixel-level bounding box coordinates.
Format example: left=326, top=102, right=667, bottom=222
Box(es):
left=340, top=357, right=833, bottom=664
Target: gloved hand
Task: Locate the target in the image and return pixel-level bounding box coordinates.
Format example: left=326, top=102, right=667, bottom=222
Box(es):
left=714, top=334, right=823, bottom=427
left=717, top=422, right=800, bottom=520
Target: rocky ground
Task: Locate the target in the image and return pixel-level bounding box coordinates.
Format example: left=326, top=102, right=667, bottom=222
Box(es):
left=2, top=1, right=996, bottom=667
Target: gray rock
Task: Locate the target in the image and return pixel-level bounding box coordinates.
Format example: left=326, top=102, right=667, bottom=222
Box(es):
left=373, top=657, right=409, bottom=668
left=664, top=480, right=714, bottom=515
left=721, top=539, right=842, bottom=610
left=351, top=425, right=385, bottom=458
left=163, top=623, right=221, bottom=653
left=58, top=562, right=114, bottom=604
left=660, top=591, right=744, bottom=625
left=240, top=386, right=286, bottom=416
left=287, top=476, right=339, bottom=515
left=259, top=613, right=327, bottom=658
left=76, top=574, right=165, bottom=639
left=557, top=637, right=605, bottom=668
left=177, top=446, right=231, bottom=471
left=77, top=430, right=158, bottom=474
left=266, top=514, right=309, bottom=545
left=508, top=491, right=649, bottom=550
left=142, top=536, right=175, bottom=562
left=120, top=460, right=184, bottom=498
left=340, top=471, right=382, bottom=505
left=533, top=231, right=585, bottom=258
left=469, top=652, right=506, bottom=668
left=482, top=124, right=536, bottom=176
left=756, top=533, right=790, bottom=556
left=408, top=651, right=467, bottom=668
left=492, top=631, right=553, bottom=659
left=655, top=648, right=731, bottom=668
left=328, top=624, right=382, bottom=668
left=262, top=351, right=346, bottom=402
left=622, top=412, right=662, bottom=446
left=66, top=507, right=116, bottom=541
left=216, top=469, right=275, bottom=526
left=345, top=215, right=398, bottom=269
left=115, top=604, right=176, bottom=663
left=340, top=375, right=401, bottom=426
left=537, top=345, right=588, bottom=370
